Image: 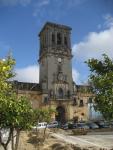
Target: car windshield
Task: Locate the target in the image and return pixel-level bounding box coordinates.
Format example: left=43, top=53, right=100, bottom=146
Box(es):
left=92, top=124, right=97, bottom=126
left=53, top=122, right=57, bottom=124
left=38, top=124, right=41, bottom=127
left=78, top=123, right=86, bottom=127
left=99, top=122, right=104, bottom=125
left=89, top=123, right=97, bottom=126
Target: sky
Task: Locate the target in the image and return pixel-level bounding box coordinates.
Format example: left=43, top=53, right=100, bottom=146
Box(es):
left=0, top=0, right=113, bottom=84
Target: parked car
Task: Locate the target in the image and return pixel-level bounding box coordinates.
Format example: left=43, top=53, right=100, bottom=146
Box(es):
left=87, top=122, right=99, bottom=129
left=32, top=122, right=47, bottom=130
left=103, top=121, right=111, bottom=128
left=110, top=121, right=113, bottom=128
left=47, top=121, right=58, bottom=128
left=76, top=123, right=89, bottom=129
left=68, top=122, right=75, bottom=129
left=94, top=121, right=110, bottom=128
left=60, top=123, right=68, bottom=130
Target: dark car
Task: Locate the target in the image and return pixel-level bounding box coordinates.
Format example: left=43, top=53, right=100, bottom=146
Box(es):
left=68, top=122, right=75, bottom=129
left=76, top=123, right=89, bottom=129
left=61, top=122, right=76, bottom=130
left=110, top=121, right=113, bottom=127
left=61, top=123, right=68, bottom=130
left=103, top=121, right=111, bottom=128
left=95, top=121, right=110, bottom=128
left=87, top=122, right=99, bottom=129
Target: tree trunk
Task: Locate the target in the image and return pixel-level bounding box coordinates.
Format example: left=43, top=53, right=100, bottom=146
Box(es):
left=2, top=144, right=8, bottom=150
left=11, top=129, right=14, bottom=150
left=14, top=129, right=20, bottom=150
left=43, top=126, right=47, bottom=142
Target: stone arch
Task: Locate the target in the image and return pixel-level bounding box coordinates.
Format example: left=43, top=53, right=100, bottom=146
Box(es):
left=55, top=106, right=66, bottom=124
left=58, top=88, right=63, bottom=99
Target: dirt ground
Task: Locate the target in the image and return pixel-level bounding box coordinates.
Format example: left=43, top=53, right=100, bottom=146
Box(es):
left=17, top=128, right=113, bottom=150
left=18, top=129, right=75, bottom=150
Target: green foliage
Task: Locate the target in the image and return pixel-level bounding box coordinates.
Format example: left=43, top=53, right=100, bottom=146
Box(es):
left=0, top=56, right=15, bottom=92
left=0, top=56, right=34, bottom=130
left=0, top=55, right=55, bottom=149
left=0, top=56, right=34, bottom=150
left=33, top=108, right=55, bottom=124
left=0, top=95, right=34, bottom=129
left=86, top=54, right=113, bottom=121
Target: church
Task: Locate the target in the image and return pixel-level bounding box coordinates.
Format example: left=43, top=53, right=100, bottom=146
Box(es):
left=14, top=22, right=93, bottom=123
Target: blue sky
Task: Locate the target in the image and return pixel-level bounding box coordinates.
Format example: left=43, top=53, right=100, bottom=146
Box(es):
left=0, top=0, right=113, bottom=84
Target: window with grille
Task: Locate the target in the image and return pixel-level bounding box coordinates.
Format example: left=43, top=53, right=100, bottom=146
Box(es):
left=79, top=100, right=84, bottom=107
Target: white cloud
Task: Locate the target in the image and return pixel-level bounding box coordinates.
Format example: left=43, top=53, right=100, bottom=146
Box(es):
left=32, top=0, right=86, bottom=17
left=72, top=14, right=113, bottom=84
left=13, top=64, right=81, bottom=84
left=72, top=68, right=80, bottom=84
left=33, top=0, right=50, bottom=17
left=73, top=21, right=113, bottom=61
left=13, top=65, right=39, bottom=83
left=38, top=0, right=49, bottom=7
left=66, top=0, right=87, bottom=9
left=104, top=14, right=113, bottom=28
left=0, top=0, right=31, bottom=6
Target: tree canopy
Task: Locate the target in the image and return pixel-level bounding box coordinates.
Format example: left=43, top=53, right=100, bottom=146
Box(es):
left=0, top=56, right=34, bottom=150
left=86, top=54, right=113, bottom=121
left=0, top=55, right=55, bottom=150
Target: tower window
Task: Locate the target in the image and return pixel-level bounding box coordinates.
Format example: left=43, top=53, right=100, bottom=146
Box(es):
left=64, top=75, right=67, bottom=81
left=64, top=36, right=68, bottom=46
left=58, top=64, right=62, bottom=72
left=58, top=88, right=63, bottom=99
left=79, top=100, right=84, bottom=107
left=73, top=97, right=77, bottom=106
left=44, top=97, right=49, bottom=104
left=52, top=33, right=55, bottom=44
left=88, top=97, right=92, bottom=103
left=67, top=90, right=70, bottom=98
left=57, top=33, right=62, bottom=45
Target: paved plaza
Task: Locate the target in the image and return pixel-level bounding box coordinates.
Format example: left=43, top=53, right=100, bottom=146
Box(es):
left=52, top=131, right=113, bottom=150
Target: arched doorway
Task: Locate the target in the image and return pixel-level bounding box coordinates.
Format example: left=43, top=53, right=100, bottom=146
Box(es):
left=55, top=106, right=66, bottom=124
left=58, top=88, right=63, bottom=99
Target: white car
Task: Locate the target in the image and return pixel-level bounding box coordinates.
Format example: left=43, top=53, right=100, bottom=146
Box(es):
left=47, top=121, right=58, bottom=128
left=32, top=122, right=47, bottom=130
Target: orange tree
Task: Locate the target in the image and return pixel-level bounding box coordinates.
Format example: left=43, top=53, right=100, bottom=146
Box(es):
left=0, top=56, right=56, bottom=150
left=0, top=56, right=34, bottom=150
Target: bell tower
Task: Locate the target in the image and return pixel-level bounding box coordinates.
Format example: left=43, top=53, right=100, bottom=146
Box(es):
left=38, top=22, right=73, bottom=100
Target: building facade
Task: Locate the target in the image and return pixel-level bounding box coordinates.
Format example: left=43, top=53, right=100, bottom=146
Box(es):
left=15, top=22, right=93, bottom=123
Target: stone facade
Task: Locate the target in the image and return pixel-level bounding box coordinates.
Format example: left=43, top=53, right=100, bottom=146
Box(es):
left=15, top=22, right=93, bottom=123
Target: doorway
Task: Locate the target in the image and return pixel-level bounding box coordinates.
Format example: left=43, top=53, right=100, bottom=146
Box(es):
left=56, top=106, right=66, bottom=124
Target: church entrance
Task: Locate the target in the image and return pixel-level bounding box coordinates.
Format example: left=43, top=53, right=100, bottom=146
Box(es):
left=58, top=88, right=64, bottom=99
left=55, top=106, right=66, bottom=124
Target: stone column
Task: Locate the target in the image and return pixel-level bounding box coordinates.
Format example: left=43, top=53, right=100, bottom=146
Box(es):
left=47, top=29, right=49, bottom=48
left=68, top=32, right=71, bottom=49
left=47, top=29, right=50, bottom=47
left=55, top=30, right=57, bottom=45
left=62, top=32, right=64, bottom=46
